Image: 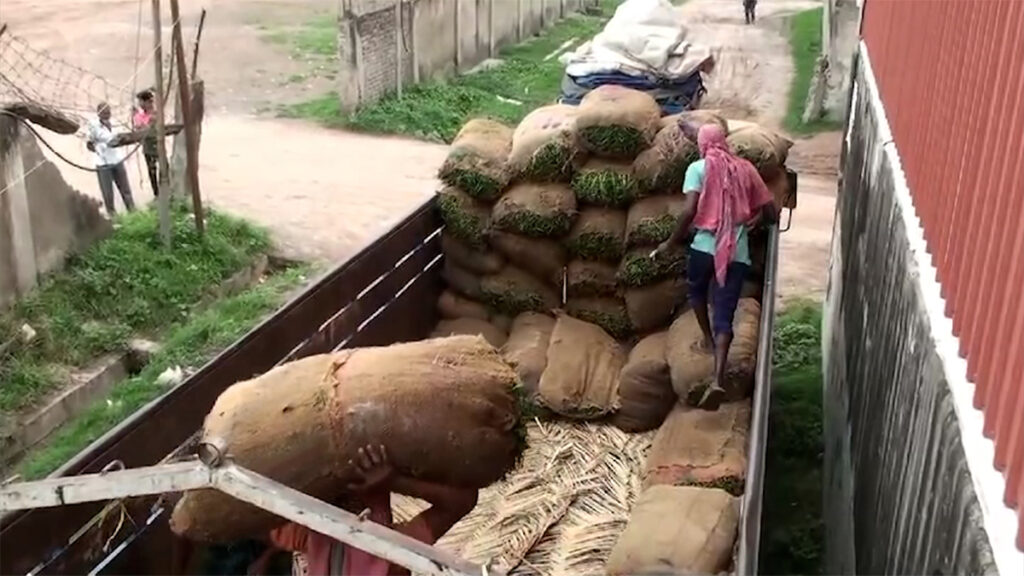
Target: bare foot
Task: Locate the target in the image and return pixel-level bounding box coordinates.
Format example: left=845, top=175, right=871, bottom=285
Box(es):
left=698, top=384, right=726, bottom=411
left=690, top=338, right=714, bottom=354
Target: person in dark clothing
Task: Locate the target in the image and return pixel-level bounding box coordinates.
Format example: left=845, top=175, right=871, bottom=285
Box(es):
left=133, top=89, right=160, bottom=196
left=744, top=0, right=758, bottom=24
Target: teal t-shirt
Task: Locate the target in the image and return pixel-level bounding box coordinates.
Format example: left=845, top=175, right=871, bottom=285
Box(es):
left=682, top=159, right=751, bottom=265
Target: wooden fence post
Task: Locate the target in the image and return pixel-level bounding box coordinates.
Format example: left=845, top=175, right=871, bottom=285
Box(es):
left=411, top=1, right=420, bottom=83
left=454, top=0, right=462, bottom=70
left=394, top=0, right=402, bottom=98
left=488, top=0, right=495, bottom=58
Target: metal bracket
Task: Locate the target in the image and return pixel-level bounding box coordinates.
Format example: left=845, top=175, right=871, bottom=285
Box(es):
left=0, top=461, right=494, bottom=576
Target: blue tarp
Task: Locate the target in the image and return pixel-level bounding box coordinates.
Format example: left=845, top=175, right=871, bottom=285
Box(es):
left=559, top=71, right=706, bottom=115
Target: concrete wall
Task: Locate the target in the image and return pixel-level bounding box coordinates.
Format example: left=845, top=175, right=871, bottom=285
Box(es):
left=0, top=121, right=111, bottom=309
left=337, top=0, right=597, bottom=111
left=823, top=46, right=1004, bottom=576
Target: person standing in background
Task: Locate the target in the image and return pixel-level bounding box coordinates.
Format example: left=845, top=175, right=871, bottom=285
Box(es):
left=744, top=0, right=758, bottom=24
left=133, top=89, right=160, bottom=197
left=84, top=102, right=135, bottom=215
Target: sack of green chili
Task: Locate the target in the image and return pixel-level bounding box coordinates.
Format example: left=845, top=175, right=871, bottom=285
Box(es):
left=576, top=85, right=661, bottom=159
left=508, top=104, right=584, bottom=182
left=481, top=266, right=561, bottom=316
left=611, top=331, right=675, bottom=433
left=491, top=182, right=578, bottom=238
left=438, top=119, right=513, bottom=201
left=489, top=231, right=567, bottom=287
left=565, top=207, right=627, bottom=262
left=624, top=277, right=683, bottom=333
left=726, top=123, right=793, bottom=181
left=571, top=158, right=639, bottom=207
left=441, top=232, right=505, bottom=275
left=565, top=260, right=619, bottom=298
left=566, top=296, right=633, bottom=340
left=618, top=245, right=685, bottom=288
left=633, top=121, right=699, bottom=194
left=538, top=312, right=624, bottom=418
left=624, top=195, right=688, bottom=247
left=437, top=187, right=491, bottom=249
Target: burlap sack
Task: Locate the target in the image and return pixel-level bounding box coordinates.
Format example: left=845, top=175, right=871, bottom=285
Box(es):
left=644, top=401, right=750, bottom=494
left=170, top=336, right=522, bottom=542
left=489, top=231, right=567, bottom=287
left=566, top=296, right=633, bottom=340
left=490, top=314, right=513, bottom=333
left=438, top=119, right=513, bottom=201
left=565, top=207, right=627, bottom=262
left=431, top=318, right=508, bottom=348
left=625, top=195, right=688, bottom=247
left=633, top=121, right=700, bottom=194
left=576, top=85, right=661, bottom=159
left=606, top=486, right=739, bottom=576
left=537, top=312, right=624, bottom=418
left=443, top=260, right=483, bottom=300
left=618, top=245, right=685, bottom=288
left=492, top=182, right=578, bottom=238
left=565, top=260, right=618, bottom=298
left=571, top=158, right=639, bottom=207
left=611, top=332, right=675, bottom=433
left=624, top=277, right=683, bottom=333
left=500, top=312, right=556, bottom=398
left=437, top=289, right=489, bottom=321
left=660, top=109, right=730, bottom=134
left=438, top=186, right=491, bottom=248
left=441, top=232, right=504, bottom=275
left=508, top=104, right=584, bottom=181
left=666, top=299, right=761, bottom=405
left=727, top=123, right=793, bottom=181
left=481, top=266, right=560, bottom=316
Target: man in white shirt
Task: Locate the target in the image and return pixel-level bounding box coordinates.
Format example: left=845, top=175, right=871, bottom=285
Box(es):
left=85, top=102, right=135, bottom=215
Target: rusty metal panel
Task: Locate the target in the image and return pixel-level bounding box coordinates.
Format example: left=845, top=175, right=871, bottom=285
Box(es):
left=861, top=0, right=1024, bottom=550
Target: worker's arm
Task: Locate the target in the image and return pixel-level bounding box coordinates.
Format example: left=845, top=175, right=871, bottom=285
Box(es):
left=655, top=161, right=703, bottom=257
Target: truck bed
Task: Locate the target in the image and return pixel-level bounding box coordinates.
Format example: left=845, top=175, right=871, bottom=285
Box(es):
left=0, top=196, right=780, bottom=575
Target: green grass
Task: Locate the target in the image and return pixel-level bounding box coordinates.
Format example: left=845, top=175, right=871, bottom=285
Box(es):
left=785, top=8, right=843, bottom=134
left=280, top=0, right=621, bottom=141
left=0, top=205, right=269, bottom=415
left=760, top=300, right=824, bottom=575
left=15, top=266, right=309, bottom=480
left=263, top=14, right=337, bottom=60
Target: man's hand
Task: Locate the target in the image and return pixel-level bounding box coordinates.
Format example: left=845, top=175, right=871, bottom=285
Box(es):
left=651, top=240, right=673, bottom=260
left=86, top=141, right=96, bottom=152
left=347, top=445, right=394, bottom=494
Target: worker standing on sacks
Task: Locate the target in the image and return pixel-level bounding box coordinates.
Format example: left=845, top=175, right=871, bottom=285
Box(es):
left=652, top=124, right=776, bottom=410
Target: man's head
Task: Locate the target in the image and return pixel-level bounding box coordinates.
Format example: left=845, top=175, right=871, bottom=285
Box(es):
left=697, top=124, right=728, bottom=157
left=96, top=102, right=111, bottom=122
left=137, top=89, right=155, bottom=112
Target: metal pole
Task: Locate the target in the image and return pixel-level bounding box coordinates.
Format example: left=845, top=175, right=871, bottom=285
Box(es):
left=150, top=0, right=171, bottom=247
left=488, top=0, right=495, bottom=58
left=454, top=0, right=462, bottom=70
left=395, top=0, right=403, bottom=98
left=168, top=0, right=205, bottom=236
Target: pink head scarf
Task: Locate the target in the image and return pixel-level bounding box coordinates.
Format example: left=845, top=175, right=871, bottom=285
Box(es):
left=691, top=124, right=774, bottom=285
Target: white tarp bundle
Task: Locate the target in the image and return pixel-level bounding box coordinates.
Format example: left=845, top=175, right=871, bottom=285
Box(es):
left=562, top=0, right=713, bottom=81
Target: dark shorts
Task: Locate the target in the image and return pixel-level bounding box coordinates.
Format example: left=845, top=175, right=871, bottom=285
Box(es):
left=687, top=248, right=750, bottom=336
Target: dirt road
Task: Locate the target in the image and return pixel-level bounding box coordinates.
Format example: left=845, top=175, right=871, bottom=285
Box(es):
left=7, top=0, right=839, bottom=299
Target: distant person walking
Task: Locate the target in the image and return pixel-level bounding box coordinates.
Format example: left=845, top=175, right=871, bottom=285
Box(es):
left=133, top=89, right=160, bottom=197
left=84, top=102, right=135, bottom=215
left=744, top=0, right=757, bottom=24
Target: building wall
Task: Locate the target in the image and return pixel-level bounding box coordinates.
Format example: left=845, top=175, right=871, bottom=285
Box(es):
left=337, top=0, right=596, bottom=111
left=0, top=122, right=111, bottom=309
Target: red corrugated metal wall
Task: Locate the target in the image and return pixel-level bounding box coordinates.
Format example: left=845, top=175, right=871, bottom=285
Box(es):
left=860, top=0, right=1024, bottom=550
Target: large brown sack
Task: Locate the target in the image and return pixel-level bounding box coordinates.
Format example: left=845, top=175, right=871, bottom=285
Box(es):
left=492, top=182, right=577, bottom=238
left=660, top=109, right=730, bottom=134
left=437, top=290, right=489, bottom=321
left=537, top=312, right=624, bottom=418
left=443, top=260, right=483, bottom=300
left=624, top=277, right=683, bottom=333
left=489, top=231, right=567, bottom=287
left=611, top=332, right=675, bottom=433
left=618, top=245, right=685, bottom=288
left=170, top=336, right=522, bottom=542
left=633, top=120, right=699, bottom=194
left=727, top=123, right=793, bottom=181
left=644, top=401, right=750, bottom=494
left=625, top=195, right=688, bottom=247
left=508, top=104, right=584, bottom=181
left=564, top=207, right=627, bottom=262
left=576, top=85, right=661, bottom=159
left=431, top=318, right=508, bottom=348
left=481, top=266, right=561, bottom=316
left=441, top=232, right=504, bottom=275
left=438, top=119, right=513, bottom=201
left=666, top=298, right=761, bottom=405
left=565, top=259, right=618, bottom=298
left=606, top=486, right=739, bottom=576
left=437, top=187, right=491, bottom=248
left=565, top=296, right=633, bottom=340
left=500, top=312, right=556, bottom=398
left=571, top=158, right=639, bottom=207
